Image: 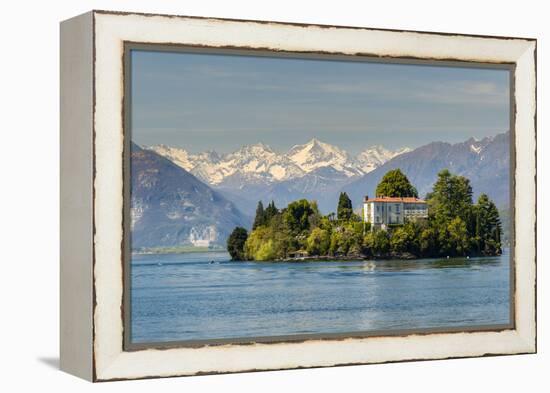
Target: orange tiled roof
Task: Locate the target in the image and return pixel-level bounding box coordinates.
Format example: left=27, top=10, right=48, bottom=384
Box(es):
left=364, top=196, right=427, bottom=203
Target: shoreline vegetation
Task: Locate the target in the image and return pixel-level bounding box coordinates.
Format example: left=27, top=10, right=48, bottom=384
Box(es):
left=227, top=169, right=503, bottom=262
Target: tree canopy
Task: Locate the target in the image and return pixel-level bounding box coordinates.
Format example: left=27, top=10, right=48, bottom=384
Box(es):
left=375, top=169, right=418, bottom=198
left=230, top=168, right=503, bottom=261
left=475, top=193, right=502, bottom=255
left=427, top=169, right=473, bottom=224
left=252, top=201, right=265, bottom=230
left=252, top=200, right=279, bottom=230
left=226, top=227, right=248, bottom=261
left=284, top=199, right=317, bottom=234
left=337, top=192, right=353, bottom=220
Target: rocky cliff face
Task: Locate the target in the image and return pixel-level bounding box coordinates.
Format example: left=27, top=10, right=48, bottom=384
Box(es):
left=130, top=143, right=249, bottom=250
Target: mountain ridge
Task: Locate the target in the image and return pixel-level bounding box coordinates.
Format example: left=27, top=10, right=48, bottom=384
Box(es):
left=145, top=132, right=509, bottom=218
left=149, top=138, right=410, bottom=188
left=342, top=131, right=510, bottom=208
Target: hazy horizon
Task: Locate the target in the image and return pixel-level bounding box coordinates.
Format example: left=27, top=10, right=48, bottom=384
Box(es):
left=134, top=130, right=508, bottom=156
left=131, top=50, right=510, bottom=155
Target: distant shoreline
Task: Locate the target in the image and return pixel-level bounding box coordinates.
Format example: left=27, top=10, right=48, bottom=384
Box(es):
left=132, top=246, right=226, bottom=255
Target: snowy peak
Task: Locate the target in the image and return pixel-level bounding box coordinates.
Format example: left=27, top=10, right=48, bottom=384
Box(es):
left=356, top=145, right=411, bottom=173
left=464, top=135, right=494, bottom=156
left=287, top=138, right=358, bottom=176
left=236, top=142, right=274, bottom=154
left=222, top=142, right=304, bottom=183
left=148, top=144, right=194, bottom=171
left=147, top=138, right=411, bottom=187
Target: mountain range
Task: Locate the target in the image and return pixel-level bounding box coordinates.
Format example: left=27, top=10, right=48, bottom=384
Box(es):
left=149, top=139, right=409, bottom=215
left=149, top=139, right=409, bottom=187
left=133, top=132, right=510, bottom=248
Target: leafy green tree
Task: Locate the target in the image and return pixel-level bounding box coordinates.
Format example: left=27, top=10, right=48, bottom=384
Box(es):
left=375, top=169, right=418, bottom=198
left=363, top=230, right=390, bottom=256
left=244, top=226, right=272, bottom=260
left=306, top=227, right=330, bottom=256
left=252, top=201, right=266, bottom=230
left=390, top=222, right=420, bottom=254
left=307, top=201, right=323, bottom=228
left=283, top=199, right=315, bottom=234
left=427, top=169, right=473, bottom=225
left=337, top=192, right=353, bottom=221
left=446, top=216, right=469, bottom=255
left=329, top=231, right=344, bottom=255
left=419, top=226, right=438, bottom=256
left=226, top=227, right=248, bottom=260
left=333, top=222, right=364, bottom=256
left=255, top=239, right=276, bottom=261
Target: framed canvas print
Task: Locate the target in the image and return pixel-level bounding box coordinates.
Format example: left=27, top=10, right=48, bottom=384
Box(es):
left=60, top=10, right=537, bottom=381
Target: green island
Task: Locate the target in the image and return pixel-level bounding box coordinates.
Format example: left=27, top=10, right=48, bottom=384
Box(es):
left=227, top=169, right=502, bottom=261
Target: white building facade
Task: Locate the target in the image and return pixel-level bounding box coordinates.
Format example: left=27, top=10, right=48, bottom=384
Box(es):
left=363, top=196, right=428, bottom=229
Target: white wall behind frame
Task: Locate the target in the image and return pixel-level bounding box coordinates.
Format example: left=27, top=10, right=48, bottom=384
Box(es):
left=1, top=0, right=546, bottom=392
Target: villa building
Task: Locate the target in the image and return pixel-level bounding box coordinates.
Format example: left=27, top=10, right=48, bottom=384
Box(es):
left=363, top=195, right=428, bottom=229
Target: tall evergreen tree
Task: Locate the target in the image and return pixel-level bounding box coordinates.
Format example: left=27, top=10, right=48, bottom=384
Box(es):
left=475, top=208, right=482, bottom=253
left=375, top=169, right=418, bottom=198
left=252, top=201, right=265, bottom=229
left=337, top=192, right=353, bottom=221
left=226, top=227, right=248, bottom=261
left=264, top=200, right=279, bottom=222
left=475, top=194, right=502, bottom=254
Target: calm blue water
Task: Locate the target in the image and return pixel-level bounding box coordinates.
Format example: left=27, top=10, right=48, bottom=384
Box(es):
left=130, top=249, right=511, bottom=343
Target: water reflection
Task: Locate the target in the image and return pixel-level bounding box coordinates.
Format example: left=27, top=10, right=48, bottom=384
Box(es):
left=130, top=249, right=510, bottom=343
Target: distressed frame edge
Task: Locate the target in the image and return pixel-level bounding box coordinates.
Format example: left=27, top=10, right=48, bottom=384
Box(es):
left=90, top=11, right=537, bottom=381
left=92, top=8, right=537, bottom=42
left=512, top=40, right=537, bottom=353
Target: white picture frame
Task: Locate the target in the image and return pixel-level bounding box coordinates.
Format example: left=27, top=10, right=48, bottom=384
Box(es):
left=60, top=10, right=536, bottom=381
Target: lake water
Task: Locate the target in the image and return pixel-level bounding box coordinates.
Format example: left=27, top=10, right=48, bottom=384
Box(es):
left=130, top=249, right=511, bottom=344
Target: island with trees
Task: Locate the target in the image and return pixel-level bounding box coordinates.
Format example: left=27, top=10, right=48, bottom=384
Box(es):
left=226, top=168, right=502, bottom=261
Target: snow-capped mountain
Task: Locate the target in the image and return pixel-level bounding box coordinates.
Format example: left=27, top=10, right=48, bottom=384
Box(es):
left=356, top=146, right=412, bottom=173
left=148, top=145, right=226, bottom=184
left=130, top=143, right=248, bottom=249
left=136, top=132, right=508, bottom=227
left=148, top=138, right=409, bottom=188
left=286, top=138, right=362, bottom=177
left=150, top=142, right=306, bottom=186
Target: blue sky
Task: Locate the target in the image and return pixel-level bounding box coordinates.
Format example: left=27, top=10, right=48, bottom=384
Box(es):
left=131, top=50, right=510, bottom=154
